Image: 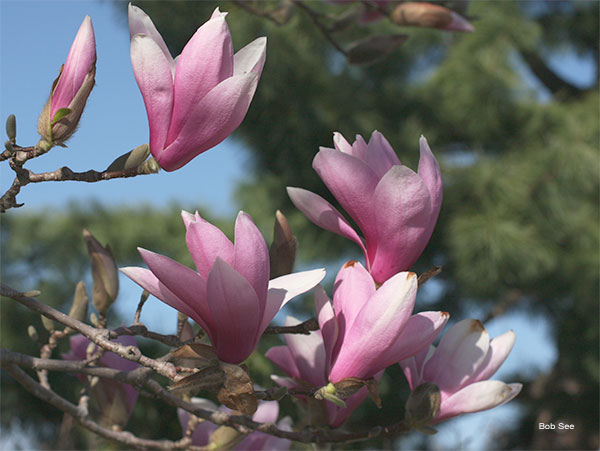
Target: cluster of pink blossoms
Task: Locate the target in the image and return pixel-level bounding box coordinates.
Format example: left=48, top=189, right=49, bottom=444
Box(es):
left=55, top=3, right=520, bottom=444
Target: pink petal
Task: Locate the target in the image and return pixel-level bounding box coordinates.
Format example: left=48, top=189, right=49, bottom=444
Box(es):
left=314, top=285, right=338, bottom=372
left=417, top=136, right=443, bottom=238
left=206, top=258, right=261, bottom=363
left=252, top=400, right=279, bottom=423
left=423, top=319, right=490, bottom=393
left=166, top=13, right=233, bottom=146
left=378, top=311, right=449, bottom=369
left=258, top=268, right=326, bottom=336
left=332, top=132, right=352, bottom=154
left=351, top=134, right=369, bottom=161
left=283, top=317, right=328, bottom=387
left=399, top=356, right=420, bottom=391
left=159, top=72, right=259, bottom=171
left=233, top=211, right=270, bottom=307
left=445, top=11, right=475, bottom=33
left=138, top=248, right=213, bottom=330
left=326, top=385, right=371, bottom=428
left=266, top=346, right=301, bottom=380
left=120, top=266, right=210, bottom=333
left=329, top=272, right=417, bottom=382
left=313, top=148, right=379, bottom=241
left=185, top=217, right=234, bottom=279
left=471, top=330, right=516, bottom=384
left=51, top=16, right=96, bottom=118
left=369, top=165, right=433, bottom=283
left=286, top=187, right=367, bottom=255
left=128, top=4, right=174, bottom=73
left=130, top=34, right=174, bottom=157
left=364, top=131, right=401, bottom=178
left=435, top=381, right=522, bottom=423
left=181, top=209, right=201, bottom=229
left=233, top=36, right=267, bottom=76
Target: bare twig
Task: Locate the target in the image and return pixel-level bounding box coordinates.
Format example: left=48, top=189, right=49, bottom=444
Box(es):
left=113, top=324, right=186, bottom=348
left=418, top=266, right=442, bottom=287
left=263, top=317, right=319, bottom=335
left=295, top=1, right=348, bottom=56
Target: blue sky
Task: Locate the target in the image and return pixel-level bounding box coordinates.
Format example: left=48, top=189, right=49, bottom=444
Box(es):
left=0, top=1, right=591, bottom=449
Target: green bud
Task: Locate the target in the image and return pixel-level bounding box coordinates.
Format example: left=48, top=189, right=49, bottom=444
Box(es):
left=6, top=114, right=16, bottom=141
left=90, top=312, right=100, bottom=327
left=208, top=426, right=243, bottom=450
left=27, top=325, right=39, bottom=343
left=83, top=229, right=119, bottom=315
left=68, top=281, right=89, bottom=324
left=105, top=144, right=150, bottom=172
left=86, top=341, right=97, bottom=358
left=41, top=315, right=56, bottom=332
left=314, top=383, right=346, bottom=408
left=141, top=157, right=160, bottom=174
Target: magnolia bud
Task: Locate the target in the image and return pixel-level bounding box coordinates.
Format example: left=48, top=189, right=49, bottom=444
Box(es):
left=391, top=2, right=474, bottom=32
left=68, top=281, right=89, bottom=323
left=208, top=426, right=243, bottom=450
left=105, top=144, right=150, bottom=172
left=83, top=229, right=119, bottom=314
left=405, top=382, right=441, bottom=432
left=41, top=315, right=56, bottom=332
left=141, top=157, right=161, bottom=174
left=27, top=325, right=39, bottom=343
left=347, top=34, right=408, bottom=66
left=269, top=210, right=297, bottom=278
left=6, top=114, right=16, bottom=142
left=90, top=312, right=100, bottom=327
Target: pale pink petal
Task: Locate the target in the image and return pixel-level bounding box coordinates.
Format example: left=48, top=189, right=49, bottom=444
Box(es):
left=181, top=209, right=201, bottom=229
left=423, top=319, right=490, bottom=393
left=364, top=130, right=401, bottom=178
left=471, top=330, right=516, bottom=384
left=286, top=187, right=367, bottom=255
left=378, top=311, right=449, bottom=369
left=313, top=148, right=379, bottom=240
left=435, top=381, right=522, bottom=423
left=137, top=248, right=213, bottom=329
left=166, top=13, right=233, bottom=146
left=266, top=346, right=301, bottom=380
left=51, top=16, right=96, bottom=118
left=283, top=317, right=327, bottom=387
left=233, top=212, right=269, bottom=307
left=258, top=268, right=326, bottom=336
left=351, top=134, right=368, bottom=161
left=206, top=258, right=261, bottom=363
left=130, top=34, right=173, bottom=156
left=326, top=386, right=371, bottom=428
left=128, top=4, right=174, bottom=71
left=252, top=400, right=279, bottom=423
left=445, top=11, right=475, bottom=32
left=185, top=218, right=234, bottom=279
left=120, top=266, right=210, bottom=333
left=399, top=356, right=420, bottom=391
left=329, top=272, right=417, bottom=382
left=159, top=72, right=259, bottom=171
left=233, top=36, right=267, bottom=76
left=417, top=136, right=443, bottom=237
left=369, top=165, right=433, bottom=283
left=314, top=285, right=338, bottom=372
left=332, top=132, right=352, bottom=154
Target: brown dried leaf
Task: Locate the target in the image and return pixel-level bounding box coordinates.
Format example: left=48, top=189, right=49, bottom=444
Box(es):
left=217, top=362, right=258, bottom=415
left=168, top=364, right=225, bottom=396
left=173, top=343, right=218, bottom=361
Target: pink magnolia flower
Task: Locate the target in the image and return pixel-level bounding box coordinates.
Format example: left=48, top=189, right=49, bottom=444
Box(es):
left=38, top=16, right=96, bottom=144
left=129, top=5, right=266, bottom=171
left=288, top=132, right=442, bottom=284
left=267, top=260, right=448, bottom=427
left=178, top=398, right=291, bottom=449
left=62, top=335, right=139, bottom=424
left=400, top=319, right=522, bottom=424
left=121, top=211, right=325, bottom=364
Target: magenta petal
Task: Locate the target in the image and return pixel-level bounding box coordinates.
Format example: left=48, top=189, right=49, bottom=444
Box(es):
left=326, top=385, right=371, bottom=428
left=287, top=187, right=367, bottom=255
left=283, top=317, right=328, bottom=387
left=435, top=381, right=522, bottom=423
left=314, top=285, right=338, bottom=373
left=137, top=248, right=213, bottom=328
left=166, top=13, right=233, bottom=145
left=51, top=16, right=96, bottom=118
left=329, top=272, right=417, bottom=382
left=233, top=211, right=269, bottom=307
left=418, top=136, right=443, bottom=236
left=185, top=218, right=234, bottom=279
left=369, top=165, right=433, bottom=282
left=258, top=268, right=326, bottom=336
left=313, top=148, right=379, bottom=240
left=378, top=311, right=449, bottom=369
left=266, top=345, right=301, bottom=380
left=206, top=258, right=261, bottom=363
left=364, top=131, right=401, bottom=178
left=120, top=266, right=209, bottom=333
left=471, top=330, right=516, bottom=384
left=423, top=319, right=490, bottom=393
left=160, top=72, right=259, bottom=171
left=130, top=34, right=174, bottom=157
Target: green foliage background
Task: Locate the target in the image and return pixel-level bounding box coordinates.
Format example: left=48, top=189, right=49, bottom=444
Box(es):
left=1, top=1, right=598, bottom=449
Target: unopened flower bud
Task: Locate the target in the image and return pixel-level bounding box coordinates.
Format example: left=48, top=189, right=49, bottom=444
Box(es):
left=68, top=281, right=89, bottom=324
left=83, top=229, right=119, bottom=314
left=90, top=312, right=100, bottom=327
left=391, top=2, right=474, bottom=32
left=269, top=210, right=297, bottom=278
left=141, top=157, right=161, bottom=174
left=314, top=382, right=346, bottom=408
left=105, top=144, right=150, bottom=172
left=41, top=315, right=56, bottom=332
left=37, top=16, right=96, bottom=145
left=86, top=341, right=97, bottom=358
left=405, top=382, right=441, bottom=432
left=6, top=114, right=16, bottom=142
left=208, top=425, right=243, bottom=450
left=27, top=325, right=39, bottom=343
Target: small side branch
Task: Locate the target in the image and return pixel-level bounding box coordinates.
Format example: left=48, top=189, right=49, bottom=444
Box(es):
left=263, top=317, right=319, bottom=335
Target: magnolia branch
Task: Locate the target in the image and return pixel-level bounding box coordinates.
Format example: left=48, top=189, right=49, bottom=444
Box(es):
left=263, top=317, right=319, bottom=335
